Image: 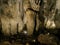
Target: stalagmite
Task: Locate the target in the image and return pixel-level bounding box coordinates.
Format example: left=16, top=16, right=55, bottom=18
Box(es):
left=44, top=0, right=56, bottom=29
left=24, top=9, right=35, bottom=35
left=23, top=0, right=41, bottom=35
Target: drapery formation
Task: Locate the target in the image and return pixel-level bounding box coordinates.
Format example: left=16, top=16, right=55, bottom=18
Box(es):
left=0, top=0, right=60, bottom=36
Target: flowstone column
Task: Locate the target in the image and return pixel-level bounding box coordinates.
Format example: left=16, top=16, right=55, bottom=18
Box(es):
left=0, top=0, right=24, bottom=35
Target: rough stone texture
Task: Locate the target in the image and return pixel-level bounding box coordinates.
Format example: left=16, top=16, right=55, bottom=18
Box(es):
left=0, top=0, right=41, bottom=36
left=44, top=0, right=56, bottom=29
left=0, top=0, right=24, bottom=35
left=23, top=9, right=35, bottom=35
left=23, top=0, right=41, bottom=35
left=38, top=33, right=59, bottom=45
left=0, top=41, right=23, bottom=45
left=56, top=0, right=60, bottom=9
left=0, top=0, right=60, bottom=45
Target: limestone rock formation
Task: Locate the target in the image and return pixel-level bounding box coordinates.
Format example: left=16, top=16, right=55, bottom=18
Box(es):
left=0, top=0, right=24, bottom=35
left=38, top=33, right=59, bottom=45
left=0, top=0, right=41, bottom=36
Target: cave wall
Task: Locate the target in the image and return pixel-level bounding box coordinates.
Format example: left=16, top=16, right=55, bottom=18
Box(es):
left=0, top=0, right=24, bottom=35
left=0, top=0, right=60, bottom=36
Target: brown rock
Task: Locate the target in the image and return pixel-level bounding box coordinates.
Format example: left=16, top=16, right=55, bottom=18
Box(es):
left=37, top=33, right=58, bottom=45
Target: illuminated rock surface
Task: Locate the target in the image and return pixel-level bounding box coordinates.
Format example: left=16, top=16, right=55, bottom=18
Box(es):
left=0, top=0, right=60, bottom=45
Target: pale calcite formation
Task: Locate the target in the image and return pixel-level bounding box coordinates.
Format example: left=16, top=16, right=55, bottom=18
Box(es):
left=23, top=0, right=41, bottom=35
left=1, top=0, right=24, bottom=35
left=1, top=0, right=41, bottom=36
left=24, top=9, right=35, bottom=35
left=56, top=0, right=60, bottom=9
left=1, top=17, right=10, bottom=35
left=29, top=0, right=40, bottom=11
left=44, top=0, right=56, bottom=29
